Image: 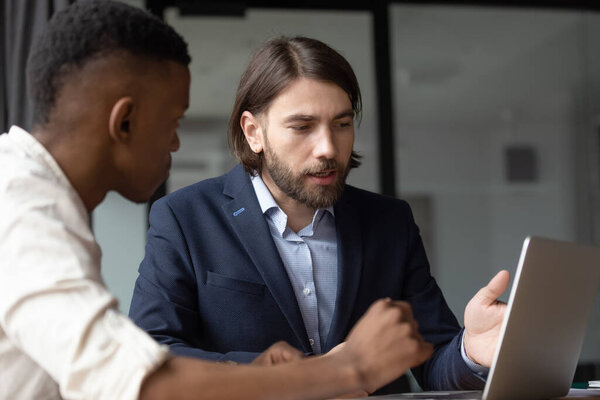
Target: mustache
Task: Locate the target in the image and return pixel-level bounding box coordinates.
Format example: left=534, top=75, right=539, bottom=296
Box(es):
left=303, top=159, right=339, bottom=175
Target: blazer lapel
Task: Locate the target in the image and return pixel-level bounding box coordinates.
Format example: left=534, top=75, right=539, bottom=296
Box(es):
left=324, top=188, right=364, bottom=351
left=221, top=166, right=311, bottom=352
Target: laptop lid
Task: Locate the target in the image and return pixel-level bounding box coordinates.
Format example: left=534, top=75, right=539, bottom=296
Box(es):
left=483, top=236, right=600, bottom=400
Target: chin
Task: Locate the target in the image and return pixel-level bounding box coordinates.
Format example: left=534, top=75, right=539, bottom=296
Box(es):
left=118, top=185, right=156, bottom=204
left=123, top=193, right=152, bottom=204
left=118, top=173, right=166, bottom=204
left=132, top=196, right=152, bottom=204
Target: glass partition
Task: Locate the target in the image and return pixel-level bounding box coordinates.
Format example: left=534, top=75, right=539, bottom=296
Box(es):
left=390, top=3, right=600, bottom=361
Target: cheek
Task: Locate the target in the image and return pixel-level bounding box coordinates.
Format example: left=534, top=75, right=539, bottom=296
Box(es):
left=287, top=144, right=313, bottom=166
left=269, top=133, right=301, bottom=157
left=138, top=144, right=166, bottom=172
left=337, top=133, right=354, bottom=155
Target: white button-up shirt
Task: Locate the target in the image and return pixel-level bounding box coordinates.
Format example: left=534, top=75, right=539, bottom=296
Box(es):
left=0, top=126, right=169, bottom=400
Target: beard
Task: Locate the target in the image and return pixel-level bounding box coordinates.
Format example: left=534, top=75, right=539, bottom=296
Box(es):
left=262, top=136, right=350, bottom=209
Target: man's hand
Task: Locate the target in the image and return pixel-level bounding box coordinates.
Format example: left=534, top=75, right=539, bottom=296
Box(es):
left=251, top=341, right=304, bottom=366
left=463, top=270, right=510, bottom=367
left=333, top=298, right=433, bottom=394
left=322, top=343, right=369, bottom=399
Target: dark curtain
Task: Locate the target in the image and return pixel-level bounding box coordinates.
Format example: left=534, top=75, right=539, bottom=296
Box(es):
left=1, top=0, right=73, bottom=133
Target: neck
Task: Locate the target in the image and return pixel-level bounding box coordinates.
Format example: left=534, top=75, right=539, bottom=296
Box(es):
left=31, top=125, right=109, bottom=213
left=260, top=169, right=315, bottom=233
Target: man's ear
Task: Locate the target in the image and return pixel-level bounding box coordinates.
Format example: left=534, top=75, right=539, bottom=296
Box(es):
left=240, top=110, right=264, bottom=154
left=108, top=97, right=134, bottom=143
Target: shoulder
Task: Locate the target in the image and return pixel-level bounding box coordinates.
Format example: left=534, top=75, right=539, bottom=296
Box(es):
left=150, top=166, right=249, bottom=216
left=0, top=148, right=78, bottom=217
left=167, top=174, right=226, bottom=203
left=150, top=175, right=224, bottom=218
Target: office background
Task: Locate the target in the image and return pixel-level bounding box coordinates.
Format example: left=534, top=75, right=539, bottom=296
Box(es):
left=2, top=0, right=599, bottom=373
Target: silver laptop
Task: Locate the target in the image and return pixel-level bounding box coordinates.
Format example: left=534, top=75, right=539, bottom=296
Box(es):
left=368, top=236, right=600, bottom=400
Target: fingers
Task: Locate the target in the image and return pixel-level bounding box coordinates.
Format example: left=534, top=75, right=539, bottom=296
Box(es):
left=475, top=270, right=510, bottom=305
left=252, top=341, right=303, bottom=366
left=408, top=336, right=434, bottom=368
left=388, top=300, right=414, bottom=321
left=487, top=270, right=510, bottom=298
left=366, top=299, right=422, bottom=342
left=278, top=342, right=304, bottom=362
left=271, top=341, right=304, bottom=363
left=371, top=298, right=415, bottom=323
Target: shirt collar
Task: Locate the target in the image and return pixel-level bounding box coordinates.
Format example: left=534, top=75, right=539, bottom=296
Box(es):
left=250, top=173, right=334, bottom=236
left=7, top=126, right=70, bottom=188
left=250, top=173, right=280, bottom=214
left=5, top=125, right=89, bottom=217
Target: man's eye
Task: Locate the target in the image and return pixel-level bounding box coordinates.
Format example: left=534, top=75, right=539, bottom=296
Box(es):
left=291, top=125, right=310, bottom=131
left=335, top=121, right=353, bottom=128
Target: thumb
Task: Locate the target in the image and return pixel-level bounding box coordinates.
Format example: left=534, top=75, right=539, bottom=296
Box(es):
left=475, top=270, right=510, bottom=305
left=281, top=347, right=304, bottom=362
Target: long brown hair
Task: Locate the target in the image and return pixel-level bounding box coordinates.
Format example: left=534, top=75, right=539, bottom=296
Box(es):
left=228, top=36, right=362, bottom=174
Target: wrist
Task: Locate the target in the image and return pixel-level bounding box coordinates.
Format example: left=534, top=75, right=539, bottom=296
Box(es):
left=463, top=330, right=483, bottom=365
left=320, top=349, right=365, bottom=393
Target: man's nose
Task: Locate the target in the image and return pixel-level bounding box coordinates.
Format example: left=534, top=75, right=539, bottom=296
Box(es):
left=313, top=127, right=336, bottom=160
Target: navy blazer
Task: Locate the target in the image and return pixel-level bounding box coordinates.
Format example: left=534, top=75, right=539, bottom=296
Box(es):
left=129, top=165, right=484, bottom=392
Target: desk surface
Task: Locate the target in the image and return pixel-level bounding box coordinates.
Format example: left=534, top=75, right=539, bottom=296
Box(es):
left=559, top=389, right=600, bottom=399
left=360, top=388, right=600, bottom=399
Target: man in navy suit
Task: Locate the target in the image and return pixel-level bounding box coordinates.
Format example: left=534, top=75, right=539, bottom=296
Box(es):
left=130, top=36, right=509, bottom=394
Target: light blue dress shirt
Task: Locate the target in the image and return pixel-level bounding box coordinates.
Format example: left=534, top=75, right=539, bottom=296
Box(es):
left=251, top=174, right=337, bottom=354
left=250, top=174, right=489, bottom=376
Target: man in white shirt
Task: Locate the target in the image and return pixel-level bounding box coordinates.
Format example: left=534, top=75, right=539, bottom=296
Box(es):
left=0, top=1, right=433, bottom=399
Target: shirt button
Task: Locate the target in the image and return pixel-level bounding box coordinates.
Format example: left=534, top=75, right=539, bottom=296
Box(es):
left=303, top=287, right=311, bottom=296
left=309, top=338, right=315, bottom=346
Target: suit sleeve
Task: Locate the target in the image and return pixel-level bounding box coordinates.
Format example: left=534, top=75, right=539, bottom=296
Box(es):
left=399, top=202, right=485, bottom=390
left=128, top=198, right=261, bottom=364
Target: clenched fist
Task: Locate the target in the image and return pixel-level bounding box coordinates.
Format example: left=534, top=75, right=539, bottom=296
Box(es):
left=333, top=298, right=433, bottom=394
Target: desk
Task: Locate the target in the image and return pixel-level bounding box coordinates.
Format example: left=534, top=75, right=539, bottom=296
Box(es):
left=559, top=389, right=600, bottom=399
left=360, top=388, right=600, bottom=399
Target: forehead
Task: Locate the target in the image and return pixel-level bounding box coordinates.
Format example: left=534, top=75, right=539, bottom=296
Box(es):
left=266, top=78, right=352, bottom=120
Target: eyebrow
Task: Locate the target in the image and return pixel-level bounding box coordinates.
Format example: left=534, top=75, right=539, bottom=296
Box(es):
left=282, top=110, right=355, bottom=124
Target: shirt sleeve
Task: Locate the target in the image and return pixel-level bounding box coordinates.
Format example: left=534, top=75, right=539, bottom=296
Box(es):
left=459, top=330, right=490, bottom=377
left=0, top=177, right=169, bottom=400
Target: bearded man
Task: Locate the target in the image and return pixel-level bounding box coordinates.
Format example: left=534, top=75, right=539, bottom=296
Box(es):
left=129, top=36, right=509, bottom=395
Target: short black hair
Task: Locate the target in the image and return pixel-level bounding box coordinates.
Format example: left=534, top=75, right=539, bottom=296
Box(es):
left=27, top=0, right=191, bottom=125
